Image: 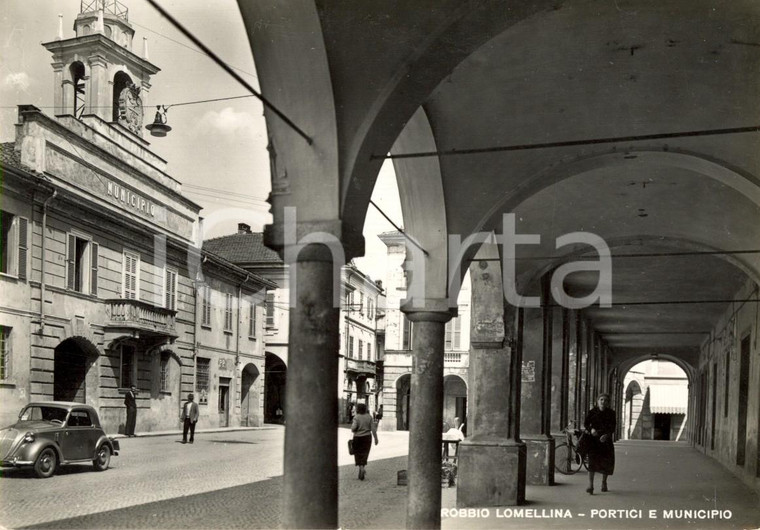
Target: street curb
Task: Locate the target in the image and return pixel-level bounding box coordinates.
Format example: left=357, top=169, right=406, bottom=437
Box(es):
left=110, top=425, right=282, bottom=439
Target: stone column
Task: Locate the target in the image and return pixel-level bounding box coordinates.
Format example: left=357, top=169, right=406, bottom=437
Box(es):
left=87, top=54, right=108, bottom=121
left=574, top=313, right=583, bottom=425
left=403, top=300, right=452, bottom=529
left=264, top=218, right=352, bottom=530
left=457, top=255, right=526, bottom=507
left=519, top=278, right=555, bottom=486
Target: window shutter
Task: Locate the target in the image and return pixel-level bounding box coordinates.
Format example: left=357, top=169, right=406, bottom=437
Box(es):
left=17, top=217, right=28, bottom=280
left=90, top=242, right=99, bottom=295
left=67, top=234, right=76, bottom=290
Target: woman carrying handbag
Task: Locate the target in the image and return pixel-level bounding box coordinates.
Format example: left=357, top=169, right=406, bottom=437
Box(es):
left=351, top=402, right=379, bottom=480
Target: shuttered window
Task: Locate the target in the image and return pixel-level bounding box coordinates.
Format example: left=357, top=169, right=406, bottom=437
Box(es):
left=0, top=326, right=10, bottom=380
left=165, top=268, right=177, bottom=310
left=201, top=285, right=211, bottom=327
left=266, top=292, right=275, bottom=328
left=90, top=242, right=98, bottom=295
left=17, top=217, right=28, bottom=280
left=67, top=233, right=96, bottom=293
left=249, top=302, right=257, bottom=337
left=224, top=293, right=234, bottom=331
left=123, top=252, right=139, bottom=299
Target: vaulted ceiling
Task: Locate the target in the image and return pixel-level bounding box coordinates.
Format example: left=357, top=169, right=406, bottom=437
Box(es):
left=241, top=0, right=760, bottom=369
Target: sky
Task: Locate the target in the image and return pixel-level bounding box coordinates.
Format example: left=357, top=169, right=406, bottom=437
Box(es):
left=0, top=0, right=401, bottom=282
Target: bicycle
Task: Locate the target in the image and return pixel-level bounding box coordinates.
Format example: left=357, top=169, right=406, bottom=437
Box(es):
left=554, top=422, right=588, bottom=475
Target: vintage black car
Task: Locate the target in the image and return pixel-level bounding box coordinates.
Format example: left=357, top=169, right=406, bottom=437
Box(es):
left=0, top=402, right=120, bottom=478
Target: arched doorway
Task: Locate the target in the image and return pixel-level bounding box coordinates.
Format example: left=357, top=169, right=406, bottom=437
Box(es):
left=264, top=353, right=287, bottom=424
left=241, top=363, right=261, bottom=427
left=443, top=375, right=467, bottom=433
left=54, top=338, right=99, bottom=402
left=396, top=374, right=411, bottom=431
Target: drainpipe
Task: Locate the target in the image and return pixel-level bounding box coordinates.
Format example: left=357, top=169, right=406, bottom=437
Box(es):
left=39, top=188, right=57, bottom=333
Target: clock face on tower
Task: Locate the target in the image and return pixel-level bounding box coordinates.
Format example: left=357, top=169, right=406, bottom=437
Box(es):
left=118, top=84, right=143, bottom=136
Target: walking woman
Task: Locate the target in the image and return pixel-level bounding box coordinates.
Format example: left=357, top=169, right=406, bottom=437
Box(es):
left=351, top=402, right=379, bottom=480
left=583, top=393, right=616, bottom=494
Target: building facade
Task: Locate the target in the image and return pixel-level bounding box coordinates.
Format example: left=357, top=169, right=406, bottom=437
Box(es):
left=0, top=3, right=272, bottom=433
left=204, top=228, right=384, bottom=424
left=377, top=231, right=471, bottom=432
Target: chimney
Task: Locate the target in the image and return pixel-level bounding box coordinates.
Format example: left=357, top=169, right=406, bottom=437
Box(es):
left=238, top=223, right=251, bottom=234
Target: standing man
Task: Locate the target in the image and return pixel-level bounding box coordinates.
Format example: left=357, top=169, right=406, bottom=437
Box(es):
left=124, top=385, right=137, bottom=437
left=180, top=393, right=200, bottom=444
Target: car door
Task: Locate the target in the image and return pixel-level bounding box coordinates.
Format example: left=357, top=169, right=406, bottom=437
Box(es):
left=61, top=409, right=98, bottom=461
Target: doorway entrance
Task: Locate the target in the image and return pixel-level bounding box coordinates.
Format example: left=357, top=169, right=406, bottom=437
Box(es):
left=54, top=338, right=94, bottom=402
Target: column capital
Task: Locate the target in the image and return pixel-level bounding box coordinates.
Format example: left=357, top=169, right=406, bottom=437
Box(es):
left=264, top=219, right=364, bottom=263
left=400, top=298, right=455, bottom=323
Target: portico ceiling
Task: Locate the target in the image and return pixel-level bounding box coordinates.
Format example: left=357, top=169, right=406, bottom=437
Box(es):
left=240, top=0, right=760, bottom=363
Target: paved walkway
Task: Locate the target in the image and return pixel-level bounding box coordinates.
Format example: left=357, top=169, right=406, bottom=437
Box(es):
left=441, top=440, right=760, bottom=530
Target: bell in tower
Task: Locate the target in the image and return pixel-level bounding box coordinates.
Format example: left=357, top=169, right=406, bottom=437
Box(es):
left=43, top=0, right=160, bottom=139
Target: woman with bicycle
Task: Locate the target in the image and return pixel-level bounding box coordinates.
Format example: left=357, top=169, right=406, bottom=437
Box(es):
left=583, top=393, right=616, bottom=494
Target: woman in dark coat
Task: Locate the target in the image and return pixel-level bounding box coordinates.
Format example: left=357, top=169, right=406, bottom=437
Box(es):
left=351, top=402, right=379, bottom=480
left=583, top=393, right=616, bottom=494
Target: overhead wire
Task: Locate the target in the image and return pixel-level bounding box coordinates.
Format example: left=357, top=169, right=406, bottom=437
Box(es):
left=145, top=0, right=312, bottom=145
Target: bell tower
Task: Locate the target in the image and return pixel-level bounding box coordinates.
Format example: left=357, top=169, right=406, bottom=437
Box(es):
left=43, top=1, right=160, bottom=138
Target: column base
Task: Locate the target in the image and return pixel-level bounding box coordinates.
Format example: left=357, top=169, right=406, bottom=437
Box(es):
left=523, top=434, right=555, bottom=486
left=456, top=439, right=526, bottom=507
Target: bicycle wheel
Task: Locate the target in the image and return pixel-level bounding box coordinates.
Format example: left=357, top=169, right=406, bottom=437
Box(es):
left=555, top=443, right=581, bottom=475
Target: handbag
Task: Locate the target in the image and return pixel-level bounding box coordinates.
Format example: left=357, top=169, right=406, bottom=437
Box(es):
left=576, top=432, right=591, bottom=456
left=348, top=439, right=355, bottom=455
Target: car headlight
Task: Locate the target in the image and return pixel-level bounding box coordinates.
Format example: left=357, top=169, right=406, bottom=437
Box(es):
left=23, top=432, right=35, bottom=443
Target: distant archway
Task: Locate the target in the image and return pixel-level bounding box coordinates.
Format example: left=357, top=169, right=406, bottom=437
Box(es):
left=443, top=374, right=467, bottom=433
left=264, top=353, right=287, bottom=424
left=396, top=374, right=411, bottom=431
left=241, top=363, right=261, bottom=427
left=622, top=359, right=689, bottom=441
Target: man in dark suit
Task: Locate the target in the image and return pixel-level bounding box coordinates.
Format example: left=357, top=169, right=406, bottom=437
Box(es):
left=180, top=393, right=200, bottom=444
left=124, top=385, right=137, bottom=437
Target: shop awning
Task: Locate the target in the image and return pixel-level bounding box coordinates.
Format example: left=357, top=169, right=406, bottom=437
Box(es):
left=648, top=384, right=688, bottom=414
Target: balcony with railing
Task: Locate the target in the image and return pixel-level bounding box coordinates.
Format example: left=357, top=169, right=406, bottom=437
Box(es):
left=105, top=299, right=177, bottom=338
left=345, top=358, right=376, bottom=375
left=444, top=351, right=469, bottom=367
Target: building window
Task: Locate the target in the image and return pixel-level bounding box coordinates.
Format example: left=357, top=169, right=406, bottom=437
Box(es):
left=196, top=357, right=210, bottom=405
left=402, top=316, right=413, bottom=350
left=119, top=343, right=136, bottom=388
left=0, top=211, right=28, bottom=279
left=68, top=234, right=98, bottom=295
left=266, top=292, right=275, bottom=328
left=123, top=251, right=139, bottom=299
left=164, top=268, right=177, bottom=310
left=348, top=336, right=354, bottom=359
left=160, top=352, right=170, bottom=392
left=367, top=342, right=372, bottom=362
left=0, top=326, right=10, bottom=380
left=249, top=302, right=257, bottom=337
left=358, top=340, right=363, bottom=361
left=201, top=285, right=211, bottom=327
left=368, top=299, right=374, bottom=320
left=445, top=317, right=462, bottom=351
left=359, top=292, right=364, bottom=315
left=224, top=293, right=234, bottom=332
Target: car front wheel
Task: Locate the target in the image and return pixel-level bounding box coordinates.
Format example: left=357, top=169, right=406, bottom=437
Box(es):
left=93, top=444, right=111, bottom=471
left=34, top=447, right=58, bottom=478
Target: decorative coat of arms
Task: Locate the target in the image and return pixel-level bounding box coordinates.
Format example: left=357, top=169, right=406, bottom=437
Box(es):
left=118, top=83, right=143, bottom=136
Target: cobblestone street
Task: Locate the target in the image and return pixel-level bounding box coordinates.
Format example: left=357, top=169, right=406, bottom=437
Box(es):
left=0, top=426, right=411, bottom=529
